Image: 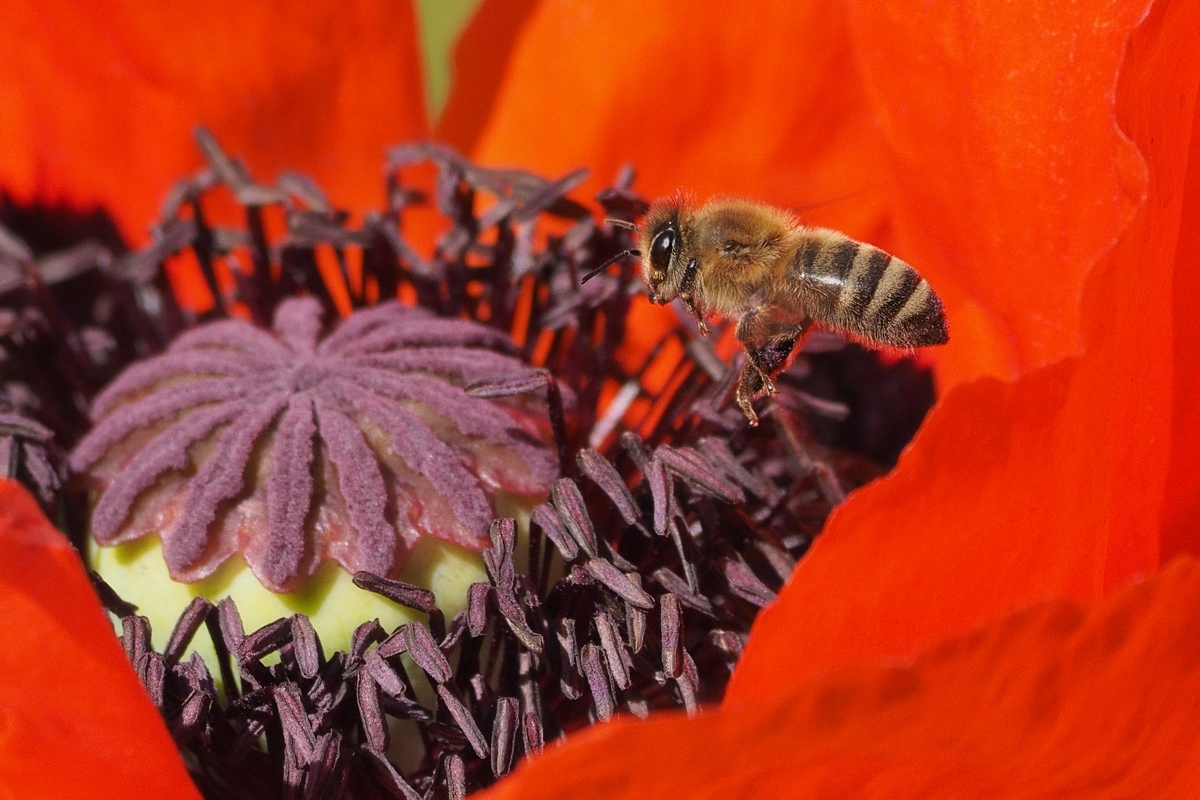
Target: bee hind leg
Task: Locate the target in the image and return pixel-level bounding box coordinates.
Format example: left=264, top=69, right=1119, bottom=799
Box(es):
left=732, top=308, right=803, bottom=425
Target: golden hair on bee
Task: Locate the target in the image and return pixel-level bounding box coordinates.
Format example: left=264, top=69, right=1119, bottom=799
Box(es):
left=590, top=194, right=949, bottom=425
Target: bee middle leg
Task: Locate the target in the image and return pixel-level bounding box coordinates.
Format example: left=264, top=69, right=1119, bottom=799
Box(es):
left=734, top=307, right=803, bottom=425
left=735, top=334, right=800, bottom=425
left=735, top=366, right=770, bottom=426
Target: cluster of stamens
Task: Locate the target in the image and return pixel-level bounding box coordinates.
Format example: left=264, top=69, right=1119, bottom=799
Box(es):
left=0, top=130, right=935, bottom=798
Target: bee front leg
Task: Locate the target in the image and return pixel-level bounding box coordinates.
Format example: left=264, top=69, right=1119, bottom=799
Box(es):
left=678, top=258, right=709, bottom=335
left=680, top=297, right=709, bottom=336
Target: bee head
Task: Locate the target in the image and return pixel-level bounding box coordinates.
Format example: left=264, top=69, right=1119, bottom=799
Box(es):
left=639, top=198, right=691, bottom=304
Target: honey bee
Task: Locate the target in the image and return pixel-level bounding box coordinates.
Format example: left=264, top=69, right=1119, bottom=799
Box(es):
left=584, top=196, right=949, bottom=425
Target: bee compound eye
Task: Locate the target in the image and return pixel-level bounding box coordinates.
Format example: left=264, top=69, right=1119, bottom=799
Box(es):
left=649, top=228, right=676, bottom=275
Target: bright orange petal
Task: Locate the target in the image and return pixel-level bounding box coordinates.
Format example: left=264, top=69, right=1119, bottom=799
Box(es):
left=848, top=0, right=1148, bottom=386
left=0, top=479, right=199, bottom=799
left=475, top=556, right=1200, bottom=798
left=445, top=0, right=890, bottom=238
left=447, top=0, right=1148, bottom=387
left=436, top=0, right=541, bottom=154
left=730, top=0, right=1200, bottom=701
left=0, top=0, right=427, bottom=245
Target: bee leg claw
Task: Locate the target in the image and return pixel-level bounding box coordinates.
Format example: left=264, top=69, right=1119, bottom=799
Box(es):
left=679, top=293, right=708, bottom=336
left=736, top=378, right=761, bottom=425
left=735, top=364, right=773, bottom=426
left=738, top=394, right=760, bottom=427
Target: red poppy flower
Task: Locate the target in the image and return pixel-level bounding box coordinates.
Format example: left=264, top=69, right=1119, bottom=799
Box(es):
left=2, top=0, right=1199, bottom=796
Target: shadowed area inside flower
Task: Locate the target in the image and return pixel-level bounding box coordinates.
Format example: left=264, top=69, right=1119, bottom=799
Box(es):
left=472, top=555, right=1200, bottom=798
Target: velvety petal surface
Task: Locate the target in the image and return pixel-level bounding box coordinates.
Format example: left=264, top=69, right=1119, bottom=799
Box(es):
left=0, top=0, right=428, bottom=244
left=475, top=556, right=1200, bottom=799
left=0, top=479, right=199, bottom=799
left=1157, top=9, right=1200, bottom=565
left=847, top=0, right=1148, bottom=386
left=446, top=0, right=886, bottom=230
left=730, top=0, right=1200, bottom=701
left=444, top=0, right=1147, bottom=387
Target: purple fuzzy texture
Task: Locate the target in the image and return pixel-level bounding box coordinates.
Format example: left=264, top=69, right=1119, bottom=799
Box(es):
left=73, top=298, right=558, bottom=592
left=329, top=317, right=515, bottom=357
left=274, top=296, right=325, bottom=354
left=164, top=392, right=290, bottom=572
left=260, top=395, right=317, bottom=587
left=90, top=400, right=248, bottom=543
left=339, top=367, right=555, bottom=494
left=74, top=379, right=257, bottom=471
left=313, top=303, right=422, bottom=354
left=346, top=348, right=531, bottom=384
left=89, top=351, right=259, bottom=418
left=170, top=319, right=291, bottom=360
left=312, top=397, right=399, bottom=574
left=325, top=377, right=493, bottom=546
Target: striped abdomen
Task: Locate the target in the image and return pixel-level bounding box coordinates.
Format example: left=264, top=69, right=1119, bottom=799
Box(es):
left=789, top=231, right=948, bottom=348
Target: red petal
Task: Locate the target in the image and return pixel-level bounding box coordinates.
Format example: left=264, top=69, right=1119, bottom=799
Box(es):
left=445, top=0, right=1147, bottom=387
left=443, top=0, right=891, bottom=241
left=0, top=0, right=427, bottom=244
left=436, top=0, right=541, bottom=154
left=474, top=556, right=1200, bottom=798
left=1157, top=6, right=1200, bottom=566
left=847, top=0, right=1148, bottom=386
left=731, top=0, right=1200, bottom=700
left=0, top=479, right=199, bottom=799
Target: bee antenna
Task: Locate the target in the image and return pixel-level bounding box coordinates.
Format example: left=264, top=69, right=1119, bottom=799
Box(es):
left=581, top=249, right=641, bottom=284
left=604, top=218, right=640, bottom=232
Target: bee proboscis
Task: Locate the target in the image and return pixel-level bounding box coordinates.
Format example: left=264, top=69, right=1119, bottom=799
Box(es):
left=584, top=196, right=949, bottom=425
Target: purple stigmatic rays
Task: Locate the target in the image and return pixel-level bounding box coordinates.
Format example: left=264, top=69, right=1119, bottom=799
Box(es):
left=71, top=297, right=558, bottom=592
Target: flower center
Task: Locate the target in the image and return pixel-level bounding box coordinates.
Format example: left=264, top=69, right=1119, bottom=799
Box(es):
left=287, top=359, right=330, bottom=392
